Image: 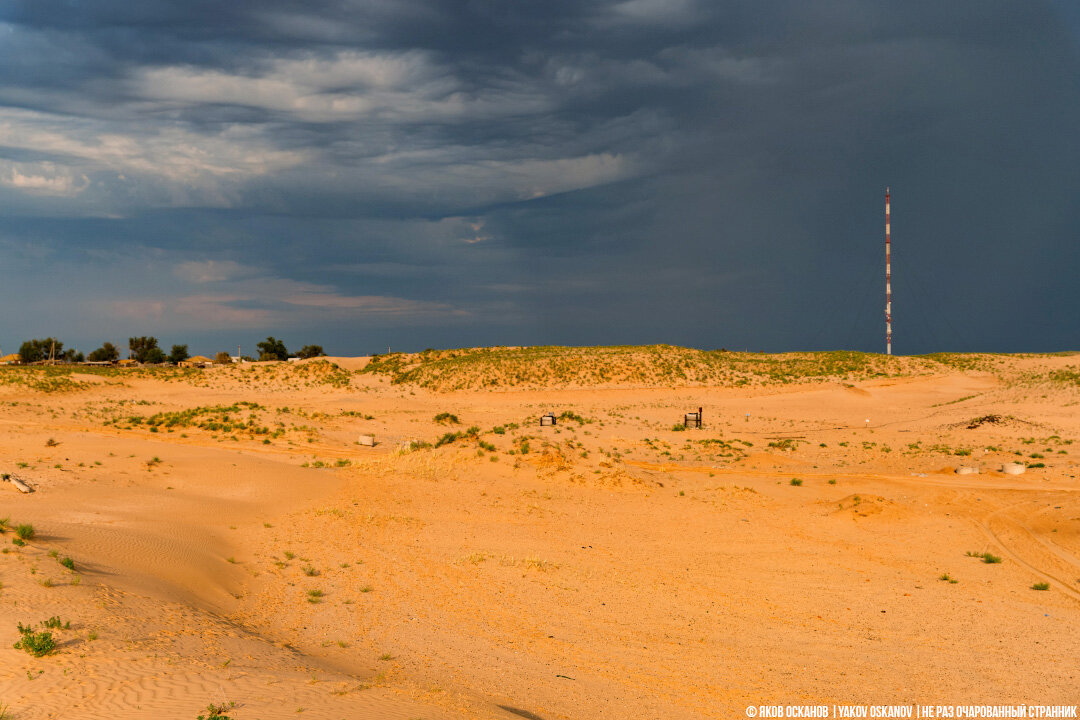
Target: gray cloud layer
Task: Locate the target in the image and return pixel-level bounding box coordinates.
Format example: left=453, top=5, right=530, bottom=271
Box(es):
left=1, top=1, right=1077, bottom=355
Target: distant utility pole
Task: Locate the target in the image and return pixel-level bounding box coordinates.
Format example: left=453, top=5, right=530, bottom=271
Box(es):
left=885, top=187, right=892, bottom=356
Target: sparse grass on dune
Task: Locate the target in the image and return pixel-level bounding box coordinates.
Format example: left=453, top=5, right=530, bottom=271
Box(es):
left=361, top=345, right=949, bottom=391
left=0, top=358, right=354, bottom=395
left=0, top=367, right=98, bottom=393
left=99, top=401, right=331, bottom=445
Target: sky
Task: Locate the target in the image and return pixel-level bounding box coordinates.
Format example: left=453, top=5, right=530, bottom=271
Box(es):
left=1, top=0, right=1078, bottom=357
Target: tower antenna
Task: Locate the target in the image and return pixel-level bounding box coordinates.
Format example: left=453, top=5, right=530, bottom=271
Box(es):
left=885, top=187, right=892, bottom=355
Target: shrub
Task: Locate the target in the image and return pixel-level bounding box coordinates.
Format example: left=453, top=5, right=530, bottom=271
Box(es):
left=58, top=556, right=75, bottom=571
left=1031, top=582, right=1050, bottom=591
left=14, top=623, right=55, bottom=657
left=789, top=478, right=803, bottom=486
left=14, top=525, right=34, bottom=541
left=433, top=412, right=460, bottom=425
left=197, top=702, right=236, bottom=720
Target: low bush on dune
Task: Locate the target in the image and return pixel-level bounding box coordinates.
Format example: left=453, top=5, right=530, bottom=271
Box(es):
left=558, top=411, right=592, bottom=424
left=14, top=622, right=56, bottom=657
left=434, top=426, right=480, bottom=448
left=14, top=524, right=34, bottom=541
left=197, top=702, right=236, bottom=720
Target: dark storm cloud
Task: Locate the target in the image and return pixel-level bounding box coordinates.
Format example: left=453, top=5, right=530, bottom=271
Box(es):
left=0, top=1, right=1077, bottom=355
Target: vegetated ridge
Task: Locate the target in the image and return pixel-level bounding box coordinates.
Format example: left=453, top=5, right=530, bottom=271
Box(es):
left=360, top=345, right=1051, bottom=391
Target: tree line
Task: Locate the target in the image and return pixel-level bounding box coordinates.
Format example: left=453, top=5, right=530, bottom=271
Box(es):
left=12, top=336, right=325, bottom=364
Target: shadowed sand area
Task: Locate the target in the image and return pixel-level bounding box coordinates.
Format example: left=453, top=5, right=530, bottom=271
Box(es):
left=1, top=348, right=1078, bottom=718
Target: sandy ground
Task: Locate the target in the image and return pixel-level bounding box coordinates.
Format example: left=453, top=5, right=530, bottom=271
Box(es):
left=1, top=354, right=1078, bottom=719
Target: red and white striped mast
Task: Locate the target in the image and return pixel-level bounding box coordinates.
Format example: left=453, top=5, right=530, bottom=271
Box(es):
left=885, top=187, right=892, bottom=355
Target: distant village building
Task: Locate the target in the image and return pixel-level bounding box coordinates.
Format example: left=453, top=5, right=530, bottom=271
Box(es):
left=178, top=355, right=215, bottom=368
left=0, top=353, right=20, bottom=365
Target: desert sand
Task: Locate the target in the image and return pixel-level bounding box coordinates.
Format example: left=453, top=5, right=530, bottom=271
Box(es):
left=0, top=348, right=1078, bottom=719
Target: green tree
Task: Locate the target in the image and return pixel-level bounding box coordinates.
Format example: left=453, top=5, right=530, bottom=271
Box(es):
left=128, top=336, right=161, bottom=363
left=87, top=342, right=119, bottom=362
left=168, top=344, right=190, bottom=364
left=214, top=351, right=233, bottom=364
left=18, top=338, right=63, bottom=363
left=143, top=347, right=167, bottom=364
left=295, top=344, right=325, bottom=359
left=256, top=336, right=289, bottom=361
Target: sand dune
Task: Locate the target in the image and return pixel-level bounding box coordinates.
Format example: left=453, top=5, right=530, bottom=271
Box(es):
left=1, top=350, right=1078, bottom=718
